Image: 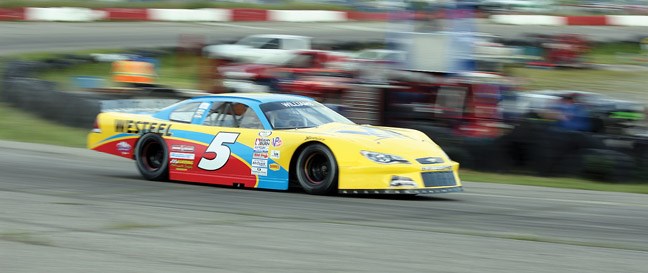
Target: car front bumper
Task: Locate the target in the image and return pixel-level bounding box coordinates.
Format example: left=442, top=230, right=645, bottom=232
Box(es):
left=337, top=162, right=462, bottom=194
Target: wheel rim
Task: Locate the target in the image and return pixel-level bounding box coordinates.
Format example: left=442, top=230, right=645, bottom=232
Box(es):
left=303, top=152, right=330, bottom=185
left=142, top=140, right=163, bottom=171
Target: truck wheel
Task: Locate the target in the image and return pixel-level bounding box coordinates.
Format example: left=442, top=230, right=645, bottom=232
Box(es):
left=295, top=144, right=338, bottom=195
left=135, top=133, right=169, bottom=181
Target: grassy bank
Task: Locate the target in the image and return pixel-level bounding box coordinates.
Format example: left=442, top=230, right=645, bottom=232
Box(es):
left=511, top=67, right=648, bottom=104
left=37, top=52, right=203, bottom=90
left=0, top=102, right=87, bottom=147
left=460, top=170, right=648, bottom=194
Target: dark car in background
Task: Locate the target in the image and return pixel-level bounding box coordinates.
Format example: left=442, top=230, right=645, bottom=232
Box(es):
left=501, top=90, right=646, bottom=134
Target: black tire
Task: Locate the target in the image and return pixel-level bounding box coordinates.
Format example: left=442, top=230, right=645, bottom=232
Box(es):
left=295, top=144, right=338, bottom=195
left=135, top=133, right=169, bottom=181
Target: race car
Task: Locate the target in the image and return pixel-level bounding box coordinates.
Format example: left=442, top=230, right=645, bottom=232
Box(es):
left=87, top=93, right=462, bottom=195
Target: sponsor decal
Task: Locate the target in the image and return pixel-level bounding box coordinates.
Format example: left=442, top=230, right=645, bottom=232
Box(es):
left=170, top=159, right=194, bottom=165
left=170, top=159, right=194, bottom=171
left=421, top=165, right=452, bottom=172
left=269, top=163, right=280, bottom=171
left=269, top=150, right=280, bottom=159
left=253, top=152, right=268, bottom=159
left=114, top=120, right=172, bottom=136
left=255, top=138, right=271, bottom=146
left=305, top=136, right=325, bottom=141
left=417, top=157, right=443, bottom=164
left=116, top=141, right=131, bottom=152
left=258, top=130, right=272, bottom=137
left=251, top=167, right=268, bottom=176
left=252, top=159, right=268, bottom=168
left=171, top=144, right=195, bottom=153
left=170, top=152, right=195, bottom=160
left=253, top=145, right=269, bottom=153
left=271, top=137, right=283, bottom=147
left=281, top=101, right=314, bottom=107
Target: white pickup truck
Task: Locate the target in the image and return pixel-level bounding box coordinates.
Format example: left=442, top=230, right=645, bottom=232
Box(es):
left=203, top=34, right=312, bottom=62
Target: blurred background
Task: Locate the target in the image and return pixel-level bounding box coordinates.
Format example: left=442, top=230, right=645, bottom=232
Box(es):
left=5, top=1, right=648, bottom=273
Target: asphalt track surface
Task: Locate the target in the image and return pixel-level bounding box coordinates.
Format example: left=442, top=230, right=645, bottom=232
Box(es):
left=2, top=22, right=648, bottom=272
left=2, top=141, right=648, bottom=273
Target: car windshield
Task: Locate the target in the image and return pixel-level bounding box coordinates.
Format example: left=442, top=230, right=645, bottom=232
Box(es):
left=260, top=101, right=354, bottom=129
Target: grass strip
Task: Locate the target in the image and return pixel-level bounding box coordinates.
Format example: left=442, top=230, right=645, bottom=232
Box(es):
left=37, top=52, right=203, bottom=90
left=460, top=170, right=648, bottom=194
left=0, top=101, right=88, bottom=147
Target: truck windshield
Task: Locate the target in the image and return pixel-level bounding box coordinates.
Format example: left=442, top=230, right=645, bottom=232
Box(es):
left=236, top=37, right=279, bottom=49
left=260, top=101, right=354, bottom=129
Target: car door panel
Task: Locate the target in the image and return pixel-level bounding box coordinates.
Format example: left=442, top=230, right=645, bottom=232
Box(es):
left=166, top=120, right=291, bottom=190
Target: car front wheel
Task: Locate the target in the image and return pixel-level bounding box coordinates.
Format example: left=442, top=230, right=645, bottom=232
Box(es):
left=295, top=144, right=338, bottom=195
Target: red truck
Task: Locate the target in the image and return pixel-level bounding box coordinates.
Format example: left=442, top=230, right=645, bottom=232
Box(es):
left=218, top=50, right=349, bottom=92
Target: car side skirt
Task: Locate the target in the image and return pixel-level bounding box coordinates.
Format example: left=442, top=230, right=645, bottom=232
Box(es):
left=339, top=186, right=463, bottom=195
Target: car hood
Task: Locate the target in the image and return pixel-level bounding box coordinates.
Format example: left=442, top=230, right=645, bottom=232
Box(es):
left=293, top=123, right=446, bottom=159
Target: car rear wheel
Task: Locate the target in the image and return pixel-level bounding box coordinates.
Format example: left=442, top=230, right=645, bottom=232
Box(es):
left=295, top=144, right=338, bottom=195
left=135, top=133, right=169, bottom=181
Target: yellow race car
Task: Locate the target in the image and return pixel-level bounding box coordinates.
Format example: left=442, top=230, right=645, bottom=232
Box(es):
left=88, top=93, right=462, bottom=195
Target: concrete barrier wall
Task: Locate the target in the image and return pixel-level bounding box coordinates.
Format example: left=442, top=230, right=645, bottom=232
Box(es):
left=6, top=7, right=648, bottom=25
left=490, top=14, right=648, bottom=26
left=231, top=8, right=268, bottom=21
left=0, top=8, right=25, bottom=21
left=607, top=15, right=648, bottom=26
left=490, top=15, right=566, bottom=25
left=25, top=7, right=107, bottom=22
left=99, top=8, right=149, bottom=21
left=268, top=10, right=347, bottom=22
left=147, top=8, right=230, bottom=22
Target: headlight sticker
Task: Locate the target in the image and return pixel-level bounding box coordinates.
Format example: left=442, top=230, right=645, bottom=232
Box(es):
left=360, top=151, right=410, bottom=164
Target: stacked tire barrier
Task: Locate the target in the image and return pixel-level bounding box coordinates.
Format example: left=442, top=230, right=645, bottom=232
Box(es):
left=1, top=59, right=102, bottom=128
left=378, top=86, right=648, bottom=183
left=412, top=120, right=648, bottom=182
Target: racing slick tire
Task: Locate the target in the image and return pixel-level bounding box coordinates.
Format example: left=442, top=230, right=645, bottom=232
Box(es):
left=135, top=133, right=169, bottom=181
left=295, top=144, right=338, bottom=195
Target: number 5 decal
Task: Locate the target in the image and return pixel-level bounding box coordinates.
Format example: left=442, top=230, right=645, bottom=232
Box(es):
left=198, top=132, right=240, bottom=171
